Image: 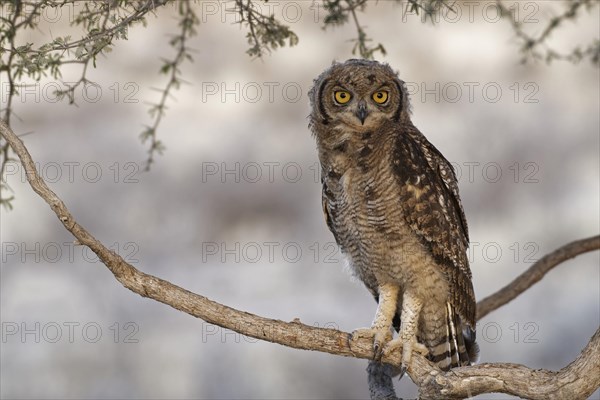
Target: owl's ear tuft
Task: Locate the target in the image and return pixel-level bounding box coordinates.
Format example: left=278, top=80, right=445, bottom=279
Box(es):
left=392, top=78, right=411, bottom=122
left=309, top=77, right=331, bottom=125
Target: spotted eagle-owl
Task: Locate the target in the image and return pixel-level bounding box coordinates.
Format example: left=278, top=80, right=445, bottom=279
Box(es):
left=308, top=59, right=479, bottom=373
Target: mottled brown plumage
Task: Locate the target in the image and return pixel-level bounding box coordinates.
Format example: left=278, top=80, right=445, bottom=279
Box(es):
left=308, top=59, right=479, bottom=372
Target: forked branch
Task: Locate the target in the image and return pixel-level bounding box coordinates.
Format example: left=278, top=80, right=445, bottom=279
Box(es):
left=1, top=119, right=598, bottom=399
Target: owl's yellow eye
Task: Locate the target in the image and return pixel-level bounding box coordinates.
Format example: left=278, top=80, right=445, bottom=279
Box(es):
left=334, top=91, right=352, bottom=104
left=372, top=91, right=389, bottom=104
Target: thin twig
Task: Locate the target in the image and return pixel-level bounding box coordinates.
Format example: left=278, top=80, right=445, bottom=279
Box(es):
left=496, top=0, right=599, bottom=65
left=141, top=1, right=198, bottom=170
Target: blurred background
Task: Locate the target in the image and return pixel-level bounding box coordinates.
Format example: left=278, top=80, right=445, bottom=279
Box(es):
left=1, top=1, right=599, bottom=399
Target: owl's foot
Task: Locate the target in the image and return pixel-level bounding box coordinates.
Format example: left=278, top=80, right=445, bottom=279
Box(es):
left=351, top=327, right=393, bottom=360
left=352, top=283, right=400, bottom=360
left=382, top=337, right=428, bottom=376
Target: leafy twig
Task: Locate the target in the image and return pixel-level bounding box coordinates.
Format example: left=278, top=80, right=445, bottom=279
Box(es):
left=234, top=0, right=299, bottom=58
left=403, top=0, right=456, bottom=23
left=141, top=1, right=199, bottom=171
left=321, top=0, right=386, bottom=59
left=496, top=0, right=599, bottom=65
left=347, top=0, right=385, bottom=59
left=0, top=0, right=170, bottom=201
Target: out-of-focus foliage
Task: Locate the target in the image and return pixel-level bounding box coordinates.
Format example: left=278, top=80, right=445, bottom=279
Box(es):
left=0, top=0, right=598, bottom=208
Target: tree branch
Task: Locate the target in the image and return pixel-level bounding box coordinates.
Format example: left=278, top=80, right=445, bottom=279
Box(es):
left=410, top=327, right=600, bottom=399
left=477, top=235, right=600, bottom=320
left=1, top=118, right=599, bottom=399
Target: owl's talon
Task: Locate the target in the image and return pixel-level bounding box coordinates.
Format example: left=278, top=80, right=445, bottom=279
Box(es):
left=350, top=327, right=392, bottom=360
left=373, top=343, right=382, bottom=360
left=396, top=338, right=429, bottom=373
left=398, top=365, right=407, bottom=379
left=381, top=337, right=403, bottom=357
left=377, top=337, right=429, bottom=375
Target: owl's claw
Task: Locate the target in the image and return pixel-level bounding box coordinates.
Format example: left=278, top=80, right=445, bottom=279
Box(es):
left=382, top=337, right=429, bottom=373
left=398, top=365, right=407, bottom=379
left=351, top=327, right=393, bottom=360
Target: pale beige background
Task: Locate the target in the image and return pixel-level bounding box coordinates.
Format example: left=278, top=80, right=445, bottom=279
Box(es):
left=1, top=1, right=599, bottom=399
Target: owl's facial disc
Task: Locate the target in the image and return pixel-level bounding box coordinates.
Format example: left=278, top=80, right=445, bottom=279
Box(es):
left=327, top=79, right=397, bottom=130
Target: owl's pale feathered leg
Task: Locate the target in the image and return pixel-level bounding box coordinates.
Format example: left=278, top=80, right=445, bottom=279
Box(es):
left=383, top=292, right=429, bottom=374
left=352, top=283, right=398, bottom=359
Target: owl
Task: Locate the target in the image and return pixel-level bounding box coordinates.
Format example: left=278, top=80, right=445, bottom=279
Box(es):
left=308, top=59, right=479, bottom=374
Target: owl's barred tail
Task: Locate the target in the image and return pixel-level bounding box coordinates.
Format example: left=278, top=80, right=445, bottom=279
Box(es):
left=425, top=303, right=479, bottom=371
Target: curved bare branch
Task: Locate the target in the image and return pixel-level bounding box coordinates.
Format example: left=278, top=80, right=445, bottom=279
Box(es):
left=477, top=235, right=600, bottom=320
left=1, top=118, right=599, bottom=399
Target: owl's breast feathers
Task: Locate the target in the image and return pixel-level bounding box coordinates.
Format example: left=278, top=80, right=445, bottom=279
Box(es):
left=320, top=123, right=476, bottom=328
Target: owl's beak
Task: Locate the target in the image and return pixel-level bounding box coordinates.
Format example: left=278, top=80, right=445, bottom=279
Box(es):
left=355, top=101, right=369, bottom=125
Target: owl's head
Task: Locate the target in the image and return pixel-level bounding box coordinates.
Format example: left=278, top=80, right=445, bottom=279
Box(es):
left=308, top=59, right=410, bottom=135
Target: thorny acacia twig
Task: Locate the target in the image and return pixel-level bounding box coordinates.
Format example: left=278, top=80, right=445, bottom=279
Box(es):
left=1, top=0, right=597, bottom=206
left=141, top=1, right=199, bottom=171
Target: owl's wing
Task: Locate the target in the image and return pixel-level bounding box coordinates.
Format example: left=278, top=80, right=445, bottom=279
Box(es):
left=321, top=174, right=339, bottom=245
left=394, top=125, right=476, bottom=327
